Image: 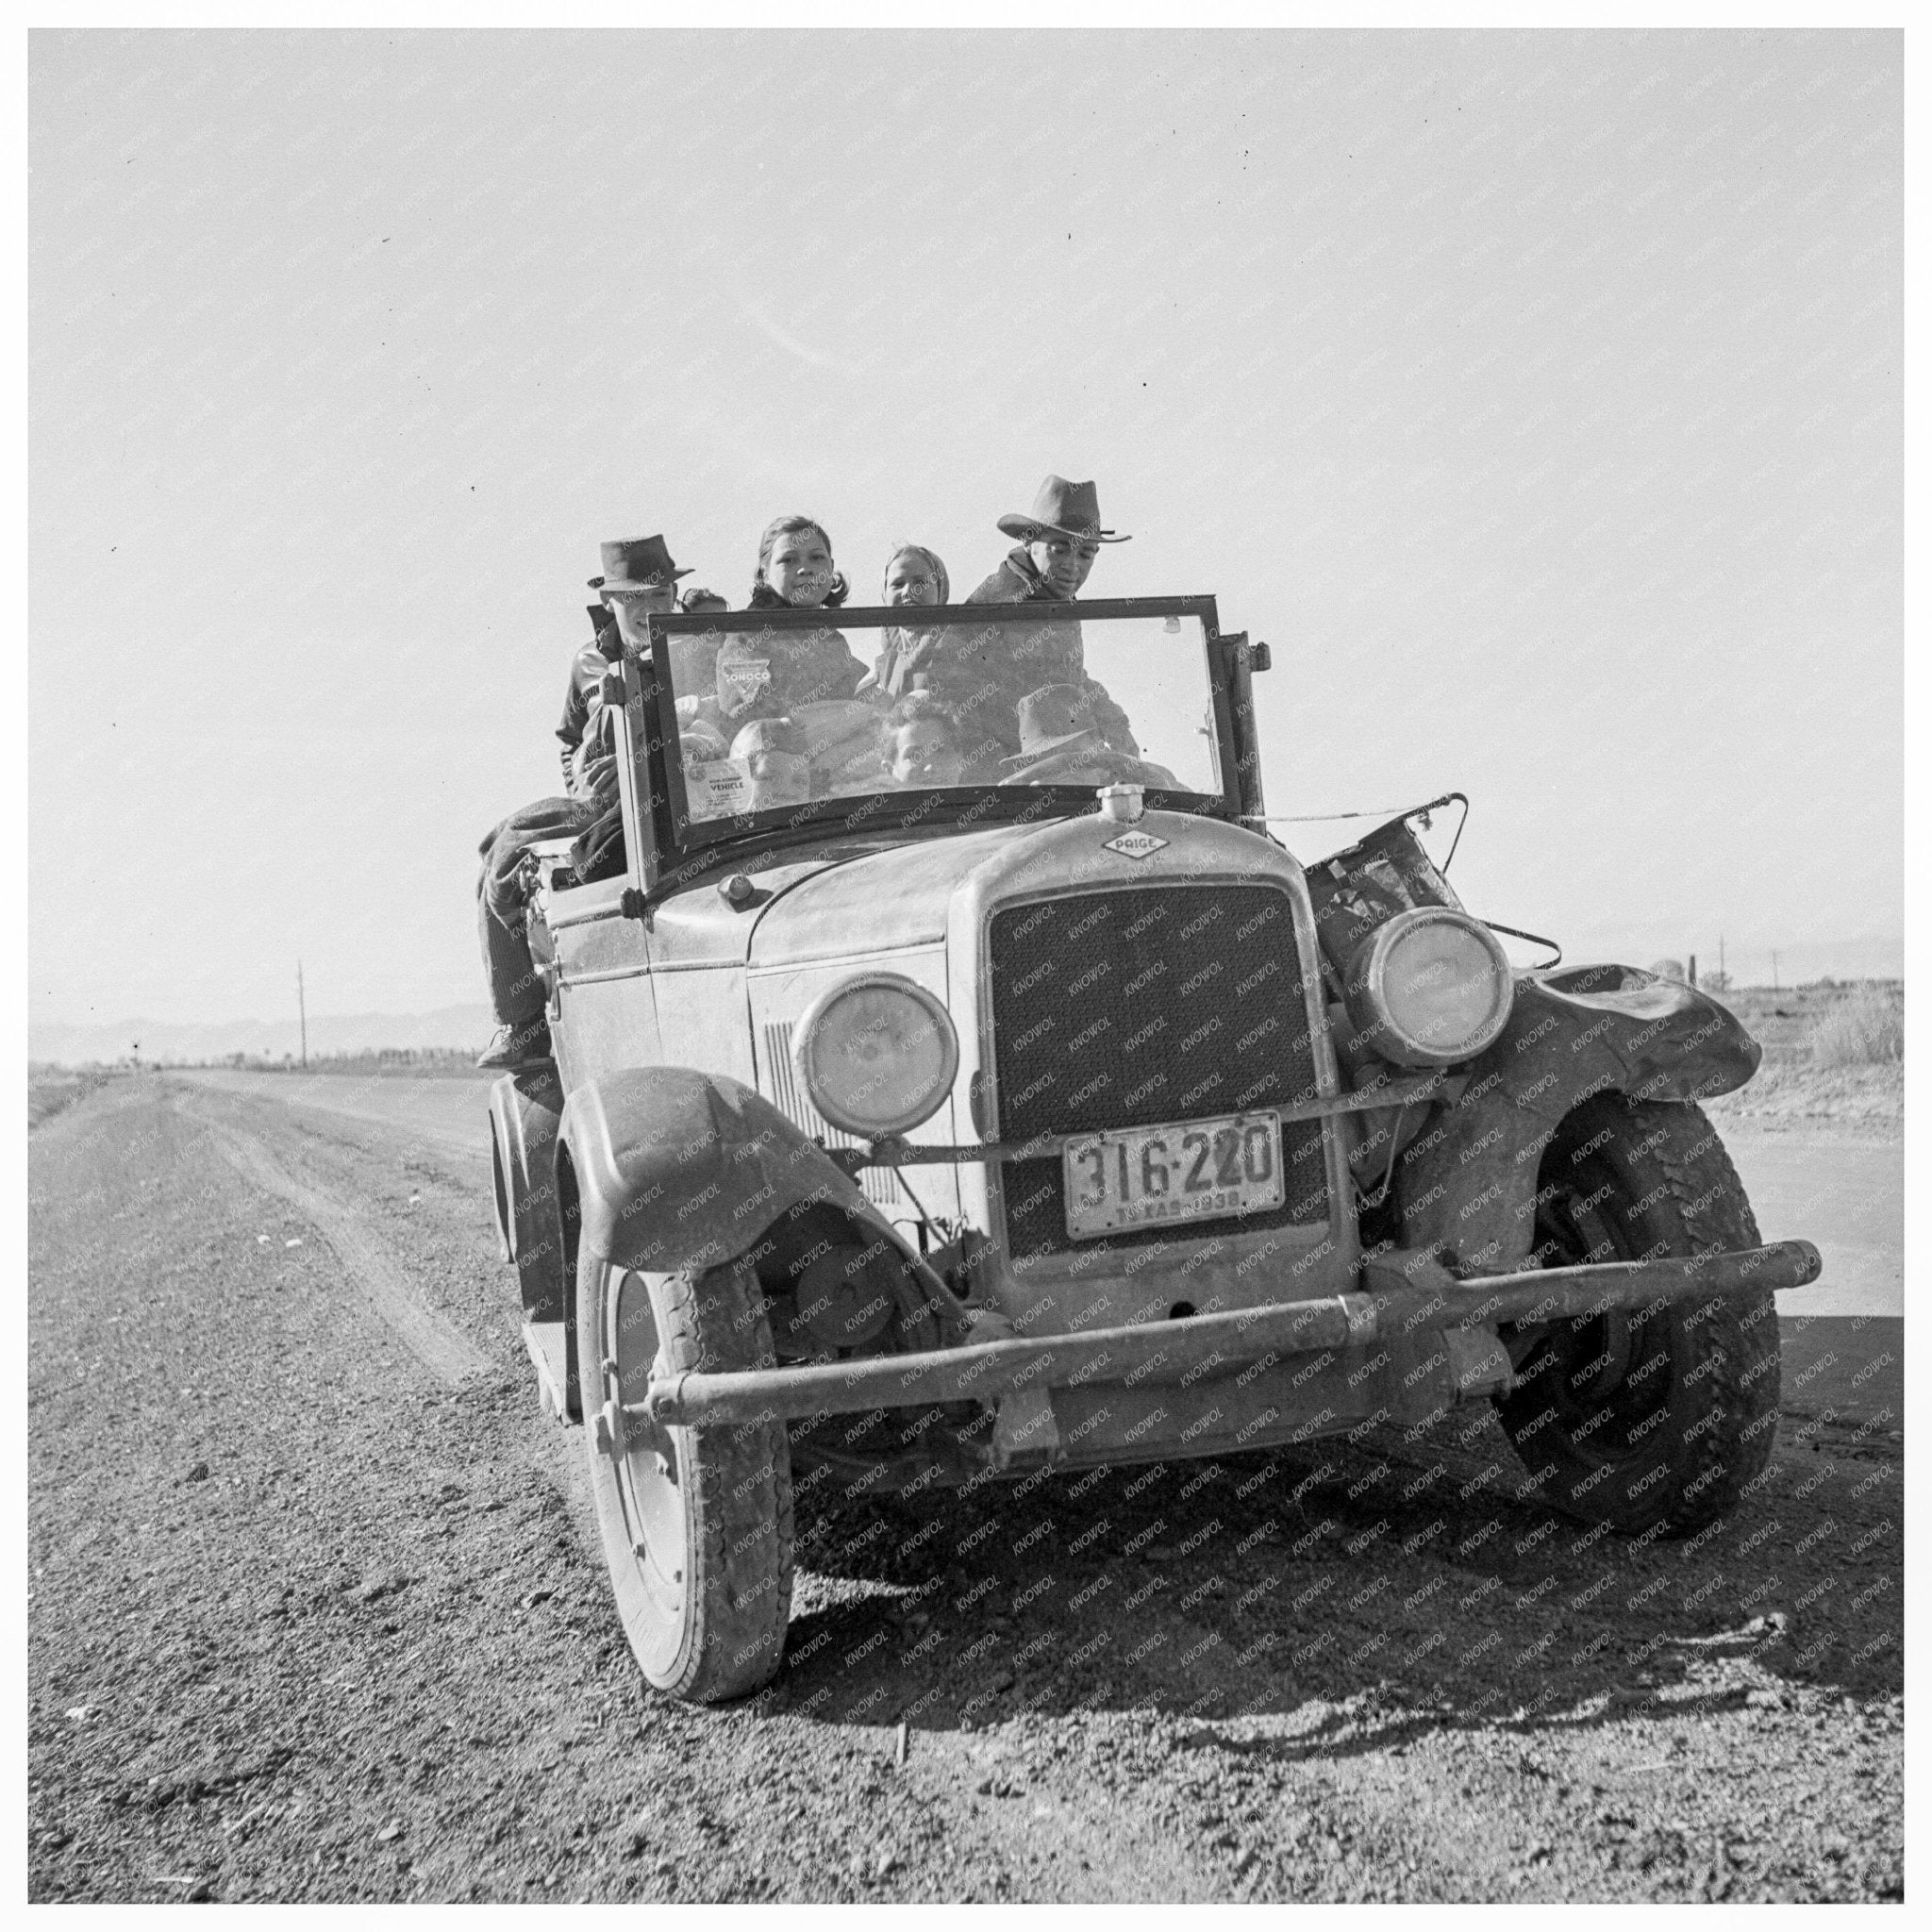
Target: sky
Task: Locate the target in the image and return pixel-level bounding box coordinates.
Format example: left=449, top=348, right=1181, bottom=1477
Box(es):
left=28, top=27, right=1902, bottom=1030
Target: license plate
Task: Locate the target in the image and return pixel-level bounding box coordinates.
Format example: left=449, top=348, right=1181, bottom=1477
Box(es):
left=1060, top=1111, right=1285, bottom=1240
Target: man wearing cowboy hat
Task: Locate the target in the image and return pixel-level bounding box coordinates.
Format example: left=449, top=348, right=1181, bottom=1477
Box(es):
left=474, top=534, right=693, bottom=1073
left=953, top=475, right=1141, bottom=766
left=964, top=475, right=1129, bottom=605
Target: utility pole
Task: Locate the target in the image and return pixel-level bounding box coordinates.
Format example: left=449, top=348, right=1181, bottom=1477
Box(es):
left=1720, top=934, right=1726, bottom=987
left=297, top=961, right=308, bottom=1070
left=1773, top=951, right=1780, bottom=994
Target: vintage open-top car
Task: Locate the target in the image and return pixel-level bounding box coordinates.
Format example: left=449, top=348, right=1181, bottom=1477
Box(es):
left=486, top=593, right=1820, bottom=1702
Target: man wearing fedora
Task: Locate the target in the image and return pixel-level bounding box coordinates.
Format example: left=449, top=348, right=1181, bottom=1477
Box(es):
left=953, top=475, right=1140, bottom=767
left=475, top=535, right=691, bottom=1073
left=1000, top=684, right=1181, bottom=789
left=560, top=535, right=693, bottom=798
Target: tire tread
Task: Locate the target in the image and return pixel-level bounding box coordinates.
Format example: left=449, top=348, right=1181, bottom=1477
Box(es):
left=1644, top=1102, right=1779, bottom=1526
left=658, top=1258, right=795, bottom=1703
left=579, top=1253, right=793, bottom=1704
left=1497, top=1097, right=1779, bottom=1534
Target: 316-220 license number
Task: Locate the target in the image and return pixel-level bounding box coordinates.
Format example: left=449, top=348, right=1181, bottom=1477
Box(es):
left=1061, top=1111, right=1284, bottom=1239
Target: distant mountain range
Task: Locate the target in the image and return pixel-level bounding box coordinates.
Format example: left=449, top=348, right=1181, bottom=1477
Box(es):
left=28, top=937, right=1905, bottom=1069
left=29, top=1004, right=495, bottom=1067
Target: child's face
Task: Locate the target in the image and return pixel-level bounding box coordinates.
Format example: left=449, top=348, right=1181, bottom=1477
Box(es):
left=885, top=553, right=940, bottom=607
left=889, top=720, right=963, bottom=788
left=765, top=527, right=835, bottom=608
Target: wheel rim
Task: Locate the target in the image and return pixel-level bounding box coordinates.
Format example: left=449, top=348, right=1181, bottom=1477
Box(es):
left=593, top=1265, right=688, bottom=1633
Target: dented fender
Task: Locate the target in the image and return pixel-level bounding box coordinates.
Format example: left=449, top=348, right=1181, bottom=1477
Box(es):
left=1508, top=964, right=1761, bottom=1109
left=1392, top=965, right=1761, bottom=1275
left=557, top=1066, right=911, bottom=1279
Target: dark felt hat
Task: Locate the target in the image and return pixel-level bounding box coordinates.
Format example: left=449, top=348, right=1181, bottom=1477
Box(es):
left=996, top=475, right=1130, bottom=545
left=729, top=718, right=806, bottom=762
left=599, top=534, right=693, bottom=592
left=999, top=684, right=1109, bottom=771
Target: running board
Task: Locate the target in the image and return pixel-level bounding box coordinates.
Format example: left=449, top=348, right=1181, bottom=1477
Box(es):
left=523, top=1320, right=572, bottom=1423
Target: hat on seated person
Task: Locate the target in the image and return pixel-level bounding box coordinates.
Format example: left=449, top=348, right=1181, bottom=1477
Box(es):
left=728, top=718, right=806, bottom=763
left=996, top=476, right=1131, bottom=545
left=998, top=684, right=1112, bottom=777
left=728, top=719, right=812, bottom=806
left=599, top=534, right=694, bottom=593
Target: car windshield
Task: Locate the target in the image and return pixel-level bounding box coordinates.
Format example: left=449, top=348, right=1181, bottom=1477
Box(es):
left=643, top=599, right=1233, bottom=850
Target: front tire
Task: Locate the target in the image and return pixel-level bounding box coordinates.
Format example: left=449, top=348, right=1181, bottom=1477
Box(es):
left=576, top=1252, right=793, bottom=1701
left=1495, top=1096, right=1780, bottom=1533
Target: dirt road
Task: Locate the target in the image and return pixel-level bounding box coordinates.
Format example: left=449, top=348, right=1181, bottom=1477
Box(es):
left=28, top=1072, right=1904, bottom=1902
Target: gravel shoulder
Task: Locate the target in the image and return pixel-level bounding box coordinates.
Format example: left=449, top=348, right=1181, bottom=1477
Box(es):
left=1706, top=1062, right=1902, bottom=1141
left=28, top=1073, right=1904, bottom=1902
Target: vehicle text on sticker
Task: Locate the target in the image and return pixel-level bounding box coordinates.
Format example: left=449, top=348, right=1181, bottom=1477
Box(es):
left=1103, top=830, right=1169, bottom=860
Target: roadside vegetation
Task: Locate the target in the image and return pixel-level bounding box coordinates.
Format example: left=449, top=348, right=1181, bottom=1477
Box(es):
left=1707, top=980, right=1903, bottom=1136
left=27, top=1066, right=117, bottom=1131
left=1808, top=983, right=1905, bottom=1069
left=29, top=1047, right=487, bottom=1085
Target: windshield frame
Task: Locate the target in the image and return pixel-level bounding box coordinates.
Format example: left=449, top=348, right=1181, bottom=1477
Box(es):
left=626, top=592, right=1248, bottom=886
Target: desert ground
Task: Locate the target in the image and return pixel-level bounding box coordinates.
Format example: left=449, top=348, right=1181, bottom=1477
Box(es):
left=27, top=991, right=1903, bottom=1902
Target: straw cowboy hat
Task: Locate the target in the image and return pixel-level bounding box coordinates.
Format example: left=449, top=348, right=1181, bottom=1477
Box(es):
left=996, top=475, right=1131, bottom=545
left=597, top=534, right=693, bottom=594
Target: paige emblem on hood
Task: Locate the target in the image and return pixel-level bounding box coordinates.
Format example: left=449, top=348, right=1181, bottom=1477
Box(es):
left=1103, top=829, right=1169, bottom=860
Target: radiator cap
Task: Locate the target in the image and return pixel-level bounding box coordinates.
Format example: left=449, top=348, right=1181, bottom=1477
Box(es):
left=1096, top=783, right=1145, bottom=824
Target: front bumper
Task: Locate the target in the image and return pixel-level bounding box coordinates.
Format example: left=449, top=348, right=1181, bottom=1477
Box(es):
left=634, top=1239, right=1821, bottom=1430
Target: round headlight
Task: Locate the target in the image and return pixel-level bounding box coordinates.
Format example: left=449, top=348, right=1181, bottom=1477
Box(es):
left=1345, top=908, right=1514, bottom=1068
left=792, top=974, right=960, bottom=1138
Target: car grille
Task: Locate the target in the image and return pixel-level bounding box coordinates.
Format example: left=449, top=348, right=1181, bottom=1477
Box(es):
left=988, top=884, right=1330, bottom=1263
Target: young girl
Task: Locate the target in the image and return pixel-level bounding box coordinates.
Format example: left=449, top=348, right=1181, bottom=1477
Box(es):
left=712, top=516, right=867, bottom=730
left=884, top=543, right=946, bottom=608
left=865, top=544, right=953, bottom=700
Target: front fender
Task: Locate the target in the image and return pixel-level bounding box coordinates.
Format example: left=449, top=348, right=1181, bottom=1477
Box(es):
left=1392, top=966, right=1761, bottom=1275
left=1521, top=964, right=1761, bottom=1107
left=558, top=1066, right=889, bottom=1277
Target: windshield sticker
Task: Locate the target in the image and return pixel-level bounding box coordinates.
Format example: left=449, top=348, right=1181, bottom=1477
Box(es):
left=721, top=659, right=773, bottom=704
left=689, top=759, right=752, bottom=816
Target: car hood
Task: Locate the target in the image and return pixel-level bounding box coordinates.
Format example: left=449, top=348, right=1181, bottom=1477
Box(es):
left=745, top=811, right=1283, bottom=968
